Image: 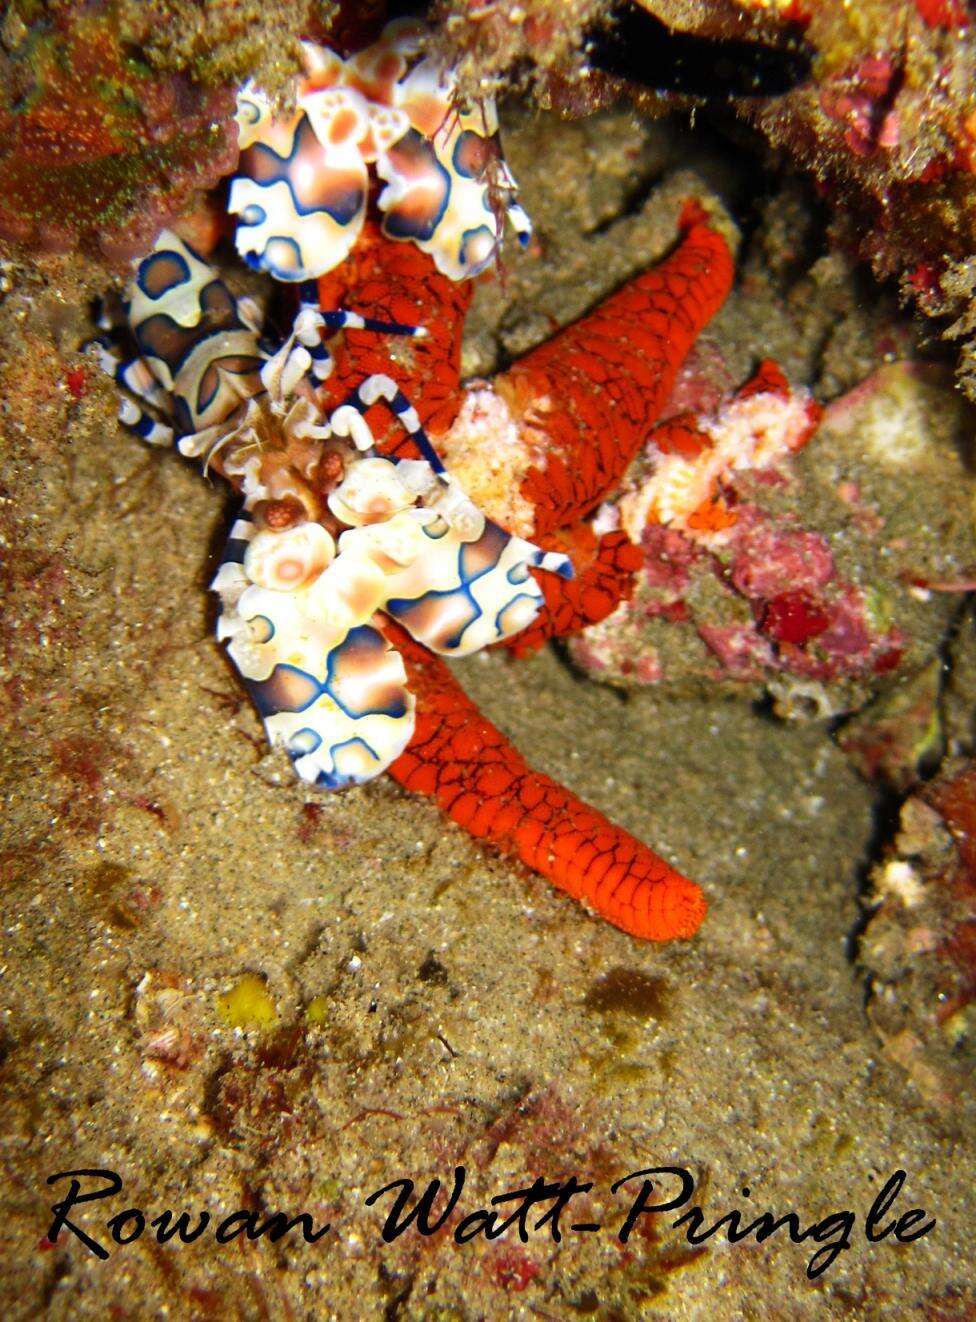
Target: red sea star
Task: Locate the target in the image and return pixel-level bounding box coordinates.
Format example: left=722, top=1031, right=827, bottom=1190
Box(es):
left=312, top=203, right=734, bottom=940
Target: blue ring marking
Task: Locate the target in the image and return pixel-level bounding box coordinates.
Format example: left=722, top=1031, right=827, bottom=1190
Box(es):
left=133, top=413, right=157, bottom=439
left=239, top=204, right=267, bottom=227
left=341, top=387, right=446, bottom=475
left=249, top=614, right=275, bottom=643
left=196, top=368, right=221, bottom=416
left=380, top=130, right=451, bottom=242
left=451, top=129, right=489, bottom=180
left=221, top=538, right=251, bottom=565
left=287, top=727, right=322, bottom=755
left=243, top=123, right=365, bottom=225
left=321, top=310, right=417, bottom=336
left=172, top=394, right=194, bottom=437
left=332, top=734, right=381, bottom=765
left=495, top=592, right=539, bottom=637
left=386, top=585, right=481, bottom=654
left=458, top=224, right=497, bottom=275
left=248, top=664, right=323, bottom=718
left=420, top=518, right=449, bottom=541
left=250, top=234, right=306, bottom=281
left=313, top=737, right=382, bottom=788
left=136, top=249, right=191, bottom=300
left=135, top=280, right=247, bottom=380
left=458, top=522, right=507, bottom=583
left=323, top=625, right=409, bottom=721
left=237, top=97, right=263, bottom=129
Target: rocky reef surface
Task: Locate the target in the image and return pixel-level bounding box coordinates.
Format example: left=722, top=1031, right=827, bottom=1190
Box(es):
left=437, top=0, right=976, bottom=407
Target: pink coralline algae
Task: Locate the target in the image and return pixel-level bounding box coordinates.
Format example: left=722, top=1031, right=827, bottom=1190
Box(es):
left=0, top=3, right=238, bottom=259
left=571, top=359, right=976, bottom=716
left=740, top=7, right=976, bottom=400
left=818, top=56, right=902, bottom=160
left=729, top=523, right=834, bottom=600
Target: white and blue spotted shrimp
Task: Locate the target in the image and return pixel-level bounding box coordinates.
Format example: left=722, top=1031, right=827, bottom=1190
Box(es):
left=229, top=18, right=531, bottom=288
left=96, top=230, right=571, bottom=790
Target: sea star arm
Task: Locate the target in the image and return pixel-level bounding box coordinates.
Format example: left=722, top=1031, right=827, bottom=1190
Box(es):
left=492, top=203, right=735, bottom=538
left=501, top=528, right=643, bottom=658
left=384, top=620, right=706, bottom=941
left=318, top=221, right=473, bottom=445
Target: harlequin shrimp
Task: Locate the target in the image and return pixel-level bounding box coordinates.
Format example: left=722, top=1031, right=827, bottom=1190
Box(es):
left=96, top=228, right=570, bottom=788
left=97, top=19, right=735, bottom=943
left=229, top=17, right=530, bottom=286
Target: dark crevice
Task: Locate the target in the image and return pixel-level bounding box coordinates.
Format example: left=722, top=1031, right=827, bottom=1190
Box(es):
left=844, top=783, right=903, bottom=970
left=381, top=1266, right=417, bottom=1321
left=587, top=3, right=813, bottom=99
left=841, top=594, right=974, bottom=969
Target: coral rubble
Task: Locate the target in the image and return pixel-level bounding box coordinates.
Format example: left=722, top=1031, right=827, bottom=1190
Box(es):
left=571, top=360, right=976, bottom=718
left=861, top=756, right=976, bottom=1108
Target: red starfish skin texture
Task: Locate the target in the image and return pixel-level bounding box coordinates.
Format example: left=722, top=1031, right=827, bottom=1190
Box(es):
left=737, top=357, right=823, bottom=447
left=737, top=358, right=791, bottom=401
left=317, top=219, right=473, bottom=446
left=652, top=413, right=713, bottom=458
left=502, top=525, right=644, bottom=658
left=311, top=206, right=735, bottom=940
left=497, top=201, right=735, bottom=537
left=319, top=207, right=733, bottom=642
left=317, top=223, right=652, bottom=644
left=383, top=621, right=707, bottom=942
